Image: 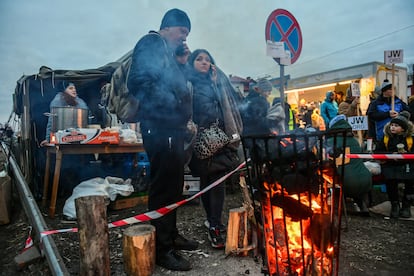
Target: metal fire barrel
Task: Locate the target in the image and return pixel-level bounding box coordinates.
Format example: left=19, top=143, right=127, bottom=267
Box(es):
left=51, top=107, right=88, bottom=132
left=242, top=128, right=348, bottom=276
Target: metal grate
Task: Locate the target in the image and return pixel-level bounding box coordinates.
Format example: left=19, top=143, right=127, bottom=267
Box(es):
left=242, top=128, right=348, bottom=276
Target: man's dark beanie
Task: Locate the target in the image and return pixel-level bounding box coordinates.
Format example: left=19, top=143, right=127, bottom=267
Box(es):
left=160, top=9, right=191, bottom=31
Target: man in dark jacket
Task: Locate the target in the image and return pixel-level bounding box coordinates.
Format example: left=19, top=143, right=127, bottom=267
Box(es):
left=240, top=78, right=272, bottom=136
left=127, top=9, right=197, bottom=271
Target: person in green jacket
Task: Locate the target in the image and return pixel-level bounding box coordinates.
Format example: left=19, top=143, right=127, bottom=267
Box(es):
left=327, top=114, right=372, bottom=215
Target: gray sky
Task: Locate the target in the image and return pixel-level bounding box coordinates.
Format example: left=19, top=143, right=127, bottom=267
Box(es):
left=1, top=0, right=413, bottom=124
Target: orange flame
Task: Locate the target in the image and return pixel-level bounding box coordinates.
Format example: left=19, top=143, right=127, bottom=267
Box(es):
left=261, top=181, right=335, bottom=276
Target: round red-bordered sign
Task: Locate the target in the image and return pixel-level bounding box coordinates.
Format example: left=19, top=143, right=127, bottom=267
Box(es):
left=265, top=9, right=302, bottom=64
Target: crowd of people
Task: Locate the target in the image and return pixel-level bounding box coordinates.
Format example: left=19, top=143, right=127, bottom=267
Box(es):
left=124, top=9, right=414, bottom=271
left=293, top=81, right=414, bottom=218
left=39, top=8, right=413, bottom=272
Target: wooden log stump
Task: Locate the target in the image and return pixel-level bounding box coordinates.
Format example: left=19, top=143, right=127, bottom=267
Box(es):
left=123, top=224, right=156, bottom=276
left=75, top=195, right=110, bottom=276
left=225, top=206, right=254, bottom=256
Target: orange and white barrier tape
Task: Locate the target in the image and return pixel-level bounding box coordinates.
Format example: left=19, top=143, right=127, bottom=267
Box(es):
left=40, top=161, right=247, bottom=238
left=346, top=153, right=414, bottom=160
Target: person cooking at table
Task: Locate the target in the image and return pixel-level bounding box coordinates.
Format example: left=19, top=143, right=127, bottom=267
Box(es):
left=40, top=81, right=89, bottom=146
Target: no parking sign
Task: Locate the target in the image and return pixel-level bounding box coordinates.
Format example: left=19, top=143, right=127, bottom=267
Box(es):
left=265, top=9, right=302, bottom=64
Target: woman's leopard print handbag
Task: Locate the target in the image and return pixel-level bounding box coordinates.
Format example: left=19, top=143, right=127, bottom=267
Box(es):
left=193, top=122, right=230, bottom=159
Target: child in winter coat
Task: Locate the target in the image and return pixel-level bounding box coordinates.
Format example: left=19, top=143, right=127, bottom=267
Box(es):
left=375, top=111, right=414, bottom=218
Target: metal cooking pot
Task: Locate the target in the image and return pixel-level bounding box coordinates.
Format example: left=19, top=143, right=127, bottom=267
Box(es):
left=50, top=107, right=88, bottom=132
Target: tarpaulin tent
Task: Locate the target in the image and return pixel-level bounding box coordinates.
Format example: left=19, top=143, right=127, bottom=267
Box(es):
left=12, top=52, right=133, bottom=198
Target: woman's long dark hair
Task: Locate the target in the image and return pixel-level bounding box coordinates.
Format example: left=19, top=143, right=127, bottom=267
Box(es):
left=187, top=49, right=216, bottom=83
left=188, top=49, right=216, bottom=70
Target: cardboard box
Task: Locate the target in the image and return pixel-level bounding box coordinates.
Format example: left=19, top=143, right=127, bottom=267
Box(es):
left=109, top=194, right=148, bottom=210
left=183, top=175, right=200, bottom=196
left=0, top=174, right=12, bottom=225
left=51, top=128, right=120, bottom=144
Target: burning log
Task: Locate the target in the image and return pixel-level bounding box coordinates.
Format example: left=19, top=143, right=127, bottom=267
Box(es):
left=280, top=173, right=319, bottom=195
left=271, top=194, right=313, bottom=221
left=305, top=213, right=337, bottom=252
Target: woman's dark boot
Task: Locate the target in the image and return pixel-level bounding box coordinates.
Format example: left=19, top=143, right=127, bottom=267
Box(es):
left=400, top=200, right=412, bottom=218
left=390, top=201, right=400, bottom=219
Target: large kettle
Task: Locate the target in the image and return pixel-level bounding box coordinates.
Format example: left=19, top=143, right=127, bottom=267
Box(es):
left=50, top=107, right=88, bottom=132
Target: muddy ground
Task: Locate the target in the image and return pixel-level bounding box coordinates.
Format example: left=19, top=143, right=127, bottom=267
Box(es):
left=1, top=185, right=414, bottom=276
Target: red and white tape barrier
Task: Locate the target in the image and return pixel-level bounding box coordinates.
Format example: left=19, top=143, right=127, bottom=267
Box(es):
left=40, top=161, right=246, bottom=238
left=347, top=153, right=414, bottom=160
left=22, top=226, right=33, bottom=252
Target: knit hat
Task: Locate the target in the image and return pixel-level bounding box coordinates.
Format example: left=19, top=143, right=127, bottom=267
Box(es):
left=160, top=9, right=191, bottom=31
left=256, top=79, right=273, bottom=92
left=329, top=114, right=348, bottom=129
left=390, top=111, right=411, bottom=130
left=62, top=81, right=75, bottom=91
left=381, top=79, right=392, bottom=92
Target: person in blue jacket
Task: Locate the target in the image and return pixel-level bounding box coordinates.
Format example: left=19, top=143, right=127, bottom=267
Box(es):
left=320, top=91, right=338, bottom=127
left=367, top=79, right=411, bottom=142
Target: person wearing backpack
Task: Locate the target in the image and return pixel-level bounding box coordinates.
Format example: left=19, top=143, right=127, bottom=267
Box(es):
left=375, top=111, right=414, bottom=218
left=126, top=9, right=197, bottom=271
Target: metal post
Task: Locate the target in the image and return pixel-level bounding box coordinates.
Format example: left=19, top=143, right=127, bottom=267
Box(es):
left=391, top=63, right=395, bottom=111
left=280, top=64, right=285, bottom=109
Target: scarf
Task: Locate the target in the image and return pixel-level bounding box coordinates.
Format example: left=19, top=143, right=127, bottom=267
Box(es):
left=215, top=68, right=243, bottom=149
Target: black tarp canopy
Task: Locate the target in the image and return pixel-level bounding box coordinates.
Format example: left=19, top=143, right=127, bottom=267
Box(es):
left=11, top=52, right=134, bottom=198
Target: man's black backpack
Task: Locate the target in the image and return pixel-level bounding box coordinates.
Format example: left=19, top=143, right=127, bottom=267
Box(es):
left=101, top=54, right=140, bottom=123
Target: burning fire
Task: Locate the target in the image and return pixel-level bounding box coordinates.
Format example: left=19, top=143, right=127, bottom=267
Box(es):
left=261, top=181, right=337, bottom=276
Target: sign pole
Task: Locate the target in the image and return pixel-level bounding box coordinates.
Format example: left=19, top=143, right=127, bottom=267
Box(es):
left=280, top=63, right=285, bottom=108
left=356, top=102, right=363, bottom=146
left=266, top=9, right=302, bottom=111
left=391, top=63, right=395, bottom=112
left=384, top=49, right=403, bottom=112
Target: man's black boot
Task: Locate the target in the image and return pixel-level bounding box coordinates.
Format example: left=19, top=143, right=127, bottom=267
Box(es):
left=390, top=201, right=400, bottom=219
left=400, top=200, right=412, bottom=218
left=173, top=234, right=199, bottom=251
left=156, top=249, right=192, bottom=271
